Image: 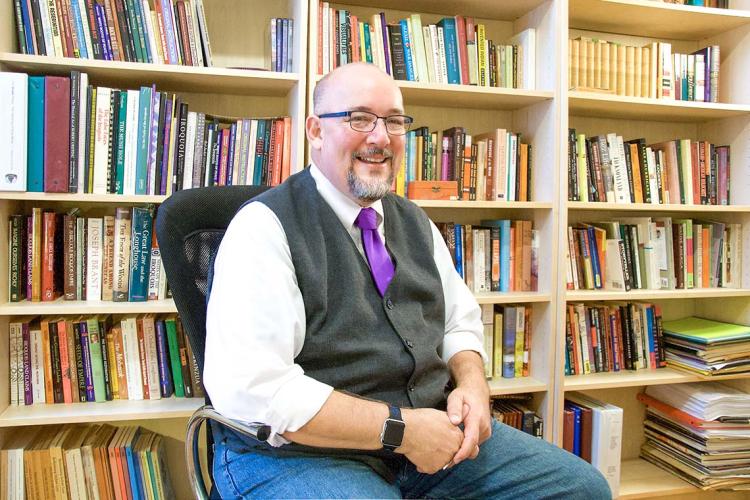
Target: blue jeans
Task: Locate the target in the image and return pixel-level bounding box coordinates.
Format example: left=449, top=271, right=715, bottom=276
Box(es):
left=212, top=419, right=612, bottom=499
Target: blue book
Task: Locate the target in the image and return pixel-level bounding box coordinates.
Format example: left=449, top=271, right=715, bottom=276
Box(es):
left=94, top=3, right=112, bottom=60
left=481, top=219, right=511, bottom=291
left=135, top=87, right=152, bottom=194
left=587, top=226, right=602, bottom=289
left=501, top=306, right=517, bottom=378
left=125, top=428, right=143, bottom=500
left=645, top=305, right=656, bottom=367
left=18, top=0, right=34, bottom=55
left=132, top=0, right=151, bottom=63
left=363, top=23, right=372, bottom=63
left=437, top=18, right=460, bottom=84
left=570, top=404, right=582, bottom=457
left=128, top=207, right=153, bottom=301
left=226, top=123, right=237, bottom=186
left=454, top=224, right=463, bottom=278
left=399, top=20, right=415, bottom=81
left=78, top=321, right=95, bottom=402
left=27, top=76, right=45, bottom=192
left=155, top=320, right=174, bottom=397
left=68, top=0, right=88, bottom=58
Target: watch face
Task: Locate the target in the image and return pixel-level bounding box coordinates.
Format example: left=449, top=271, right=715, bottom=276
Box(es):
left=382, top=418, right=406, bottom=447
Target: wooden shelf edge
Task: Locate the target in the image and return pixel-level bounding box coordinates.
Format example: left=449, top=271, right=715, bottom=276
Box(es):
left=0, top=192, right=168, bottom=203
left=474, top=292, right=550, bottom=304
left=564, top=368, right=702, bottom=391
left=0, top=398, right=204, bottom=427
left=565, top=288, right=750, bottom=301
left=416, top=200, right=552, bottom=209
left=618, top=458, right=697, bottom=499
left=0, top=299, right=177, bottom=315
left=567, top=201, right=750, bottom=213
left=488, top=377, right=547, bottom=396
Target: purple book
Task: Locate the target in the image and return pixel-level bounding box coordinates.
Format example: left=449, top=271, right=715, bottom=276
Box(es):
left=147, top=86, right=160, bottom=194
left=226, top=123, right=236, bottom=186
left=155, top=319, right=174, bottom=397
left=22, top=322, right=33, bottom=405
left=380, top=12, right=391, bottom=75
left=26, top=216, right=33, bottom=299
left=79, top=320, right=96, bottom=401
left=160, top=96, right=175, bottom=195
left=94, top=3, right=113, bottom=61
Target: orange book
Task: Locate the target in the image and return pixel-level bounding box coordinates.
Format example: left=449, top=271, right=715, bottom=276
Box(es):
left=41, top=211, right=57, bottom=302
left=317, top=3, right=323, bottom=73
left=637, top=392, right=749, bottom=429
left=280, top=116, right=292, bottom=183
left=350, top=14, right=359, bottom=62
left=41, top=318, right=55, bottom=404
left=271, top=118, right=285, bottom=186
left=568, top=305, right=581, bottom=375
left=95, top=424, right=118, bottom=500
left=108, top=427, right=125, bottom=500
left=521, top=220, right=532, bottom=292
left=117, top=427, right=134, bottom=500
left=112, top=325, right=128, bottom=400
left=518, top=143, right=529, bottom=201
left=57, top=319, right=72, bottom=404
left=629, top=143, right=644, bottom=203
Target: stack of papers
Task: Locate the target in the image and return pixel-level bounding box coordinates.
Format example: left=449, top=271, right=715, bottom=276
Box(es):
left=639, top=383, right=750, bottom=491
left=662, top=317, right=750, bottom=376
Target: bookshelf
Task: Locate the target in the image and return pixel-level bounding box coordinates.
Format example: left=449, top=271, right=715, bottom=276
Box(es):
left=0, top=0, right=748, bottom=498
left=561, top=1, right=750, bottom=499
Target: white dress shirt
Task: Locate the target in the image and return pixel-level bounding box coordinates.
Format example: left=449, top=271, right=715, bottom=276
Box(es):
left=204, top=164, right=485, bottom=446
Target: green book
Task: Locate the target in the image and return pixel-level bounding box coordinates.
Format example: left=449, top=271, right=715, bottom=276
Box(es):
left=165, top=317, right=185, bottom=397
left=115, top=92, right=128, bottom=194
left=662, top=316, right=750, bottom=344
left=87, top=317, right=107, bottom=402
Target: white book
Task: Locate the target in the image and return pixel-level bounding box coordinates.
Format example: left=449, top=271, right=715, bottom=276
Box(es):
left=231, top=119, right=243, bottom=185
left=653, top=217, right=675, bottom=290
left=183, top=112, right=198, bottom=190
left=621, top=217, right=660, bottom=290
left=658, top=42, right=674, bottom=99
left=193, top=0, right=212, bottom=66
left=9, top=322, right=19, bottom=405
left=38, top=0, right=54, bottom=56
left=607, top=133, right=629, bottom=204
left=467, top=40, right=478, bottom=85
left=422, top=26, right=436, bottom=84
left=567, top=393, right=623, bottom=496
left=694, top=53, right=705, bottom=102
left=507, top=133, right=518, bottom=202
left=30, top=327, right=45, bottom=404
left=574, top=303, right=591, bottom=373
left=410, top=14, right=430, bottom=83
left=436, top=26, right=449, bottom=85
left=508, top=28, right=536, bottom=90
left=143, top=317, right=161, bottom=399
left=246, top=119, right=258, bottom=184
left=140, top=0, right=158, bottom=62
left=45, top=0, right=64, bottom=57
left=93, top=87, right=112, bottom=194
left=188, top=0, right=204, bottom=66
left=322, top=3, right=329, bottom=73
left=86, top=218, right=104, bottom=301
left=0, top=72, right=28, bottom=191
left=124, top=89, right=140, bottom=195
left=64, top=446, right=87, bottom=500
left=80, top=438, right=101, bottom=500
left=473, top=229, right=484, bottom=292
left=371, top=14, right=385, bottom=72
left=77, top=73, right=89, bottom=193
left=148, top=245, right=162, bottom=300
left=645, top=147, right=659, bottom=205
left=121, top=317, right=144, bottom=400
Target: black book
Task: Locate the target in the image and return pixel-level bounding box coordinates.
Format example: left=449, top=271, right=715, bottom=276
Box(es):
left=262, top=119, right=273, bottom=186
left=568, top=128, right=578, bottom=201
left=622, top=141, right=635, bottom=203
left=107, top=90, right=119, bottom=193
left=153, top=92, right=167, bottom=194
left=387, top=25, right=407, bottom=81
left=112, top=0, right=134, bottom=61
left=99, top=319, right=113, bottom=401
left=174, top=101, right=189, bottom=193
left=83, top=0, right=104, bottom=59
left=29, top=0, right=46, bottom=55
left=210, top=121, right=221, bottom=186
left=619, top=305, right=635, bottom=371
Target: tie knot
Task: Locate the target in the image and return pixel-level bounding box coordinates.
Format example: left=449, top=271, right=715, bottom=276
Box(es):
left=355, top=207, right=379, bottom=231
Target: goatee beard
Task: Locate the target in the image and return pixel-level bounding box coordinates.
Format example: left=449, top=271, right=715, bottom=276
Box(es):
left=347, top=149, right=395, bottom=203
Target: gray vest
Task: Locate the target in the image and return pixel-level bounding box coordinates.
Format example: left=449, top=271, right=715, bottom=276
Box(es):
left=256, top=168, right=449, bottom=409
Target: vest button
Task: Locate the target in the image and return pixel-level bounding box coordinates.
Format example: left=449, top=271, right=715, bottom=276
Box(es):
left=408, top=384, right=415, bottom=392
left=405, top=339, right=414, bottom=348
left=385, top=298, right=394, bottom=309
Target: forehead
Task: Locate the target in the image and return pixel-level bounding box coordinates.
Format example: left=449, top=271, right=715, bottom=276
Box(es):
left=326, top=74, right=404, bottom=113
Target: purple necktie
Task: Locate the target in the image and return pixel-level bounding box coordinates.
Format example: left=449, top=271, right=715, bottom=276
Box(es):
left=355, top=208, right=395, bottom=297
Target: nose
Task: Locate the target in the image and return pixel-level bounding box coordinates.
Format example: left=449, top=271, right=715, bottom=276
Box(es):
left=366, top=117, right=391, bottom=147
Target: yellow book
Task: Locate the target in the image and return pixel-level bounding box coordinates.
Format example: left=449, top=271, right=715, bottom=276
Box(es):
left=359, top=22, right=366, bottom=62
left=395, top=152, right=405, bottom=197
left=579, top=38, right=588, bottom=88
left=609, top=43, right=618, bottom=94
left=493, top=311, right=504, bottom=378
left=514, top=305, right=525, bottom=377
left=617, top=44, right=626, bottom=95
left=477, top=24, right=487, bottom=86
left=600, top=40, right=610, bottom=91
left=634, top=45, right=642, bottom=97
left=576, top=133, right=589, bottom=202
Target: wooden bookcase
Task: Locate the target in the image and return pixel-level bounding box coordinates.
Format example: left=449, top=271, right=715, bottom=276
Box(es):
left=0, top=0, right=748, bottom=497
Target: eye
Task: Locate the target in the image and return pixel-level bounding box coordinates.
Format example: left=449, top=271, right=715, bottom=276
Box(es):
left=386, top=116, right=406, bottom=127
left=350, top=114, right=374, bottom=125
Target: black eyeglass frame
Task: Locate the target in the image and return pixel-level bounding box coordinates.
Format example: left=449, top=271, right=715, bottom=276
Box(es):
left=317, top=110, right=414, bottom=135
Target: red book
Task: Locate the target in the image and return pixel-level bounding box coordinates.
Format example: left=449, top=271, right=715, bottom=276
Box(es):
left=562, top=408, right=575, bottom=452
left=218, top=128, right=230, bottom=186
left=176, top=1, right=193, bottom=66
left=350, top=14, right=359, bottom=62
left=44, top=76, right=71, bottom=192
left=280, top=117, right=292, bottom=183
left=271, top=119, right=284, bottom=186
left=56, top=0, right=75, bottom=57
left=57, top=319, right=73, bottom=403
left=455, top=15, right=470, bottom=85
left=41, top=211, right=58, bottom=301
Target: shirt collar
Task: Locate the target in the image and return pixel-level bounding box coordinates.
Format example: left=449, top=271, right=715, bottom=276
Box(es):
left=309, top=162, right=385, bottom=230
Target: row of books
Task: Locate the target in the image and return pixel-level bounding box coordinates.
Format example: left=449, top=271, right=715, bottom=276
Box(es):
left=8, top=207, right=167, bottom=303
left=639, top=382, right=750, bottom=490
left=649, top=0, right=730, bottom=6
left=269, top=18, right=294, bottom=73
left=565, top=218, right=742, bottom=292
left=436, top=220, right=539, bottom=293
left=396, top=126, right=532, bottom=202
left=8, top=314, right=203, bottom=407
left=563, top=393, right=623, bottom=495
left=318, top=3, right=535, bottom=89
left=0, top=72, right=292, bottom=194
left=662, top=316, right=750, bottom=377
left=567, top=131, right=731, bottom=205
left=564, top=302, right=667, bottom=376
left=0, top=424, right=174, bottom=500
left=570, top=37, right=720, bottom=102
left=480, top=304, right=534, bottom=380
left=490, top=396, right=543, bottom=438
left=11, top=0, right=213, bottom=66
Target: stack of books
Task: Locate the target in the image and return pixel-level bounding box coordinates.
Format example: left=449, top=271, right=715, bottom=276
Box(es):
left=491, top=396, right=544, bottom=438
left=662, top=317, right=750, bottom=376
left=0, top=424, right=174, bottom=499
left=639, top=382, right=750, bottom=491
left=480, top=304, right=534, bottom=380
left=563, top=393, right=624, bottom=495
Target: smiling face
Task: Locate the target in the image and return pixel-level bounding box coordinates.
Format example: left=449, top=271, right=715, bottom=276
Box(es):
left=307, top=64, right=406, bottom=205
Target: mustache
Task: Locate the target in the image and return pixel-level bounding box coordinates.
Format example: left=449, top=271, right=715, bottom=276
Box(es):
left=352, top=148, right=394, bottom=161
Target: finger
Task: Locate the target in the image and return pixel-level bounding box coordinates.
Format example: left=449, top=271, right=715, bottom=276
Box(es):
left=446, top=392, right=465, bottom=425
left=469, top=444, right=480, bottom=460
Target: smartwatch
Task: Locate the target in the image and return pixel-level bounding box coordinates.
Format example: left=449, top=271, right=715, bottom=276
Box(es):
left=380, top=405, right=405, bottom=451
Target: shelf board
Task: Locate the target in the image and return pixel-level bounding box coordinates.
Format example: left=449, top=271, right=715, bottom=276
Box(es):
left=570, top=0, right=750, bottom=40
left=416, top=200, right=552, bottom=209
left=488, top=376, right=547, bottom=396
left=0, top=53, right=299, bottom=96
left=564, top=367, right=750, bottom=391
left=566, top=288, right=750, bottom=301
left=568, top=201, right=750, bottom=213
left=0, top=192, right=168, bottom=204
left=569, top=91, right=750, bottom=121
left=474, top=292, right=550, bottom=305
left=0, top=398, right=204, bottom=427
left=619, top=458, right=696, bottom=499
left=0, top=298, right=177, bottom=315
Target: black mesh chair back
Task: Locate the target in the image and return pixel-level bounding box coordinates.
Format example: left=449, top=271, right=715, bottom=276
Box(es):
left=155, top=185, right=269, bottom=500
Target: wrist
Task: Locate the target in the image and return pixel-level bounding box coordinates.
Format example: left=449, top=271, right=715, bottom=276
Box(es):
left=380, top=404, right=406, bottom=451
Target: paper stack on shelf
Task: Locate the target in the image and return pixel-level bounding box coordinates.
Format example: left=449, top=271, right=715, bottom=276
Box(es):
left=638, top=382, right=750, bottom=491
left=661, top=317, right=750, bottom=376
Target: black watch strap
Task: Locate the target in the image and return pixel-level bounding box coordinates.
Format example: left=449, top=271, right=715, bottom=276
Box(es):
left=389, top=404, right=402, bottom=421
left=381, top=404, right=405, bottom=451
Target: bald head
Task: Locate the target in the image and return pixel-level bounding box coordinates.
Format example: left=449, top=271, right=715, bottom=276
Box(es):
left=313, top=63, right=402, bottom=115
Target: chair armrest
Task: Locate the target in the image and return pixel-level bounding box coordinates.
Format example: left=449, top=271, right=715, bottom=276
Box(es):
left=185, top=405, right=272, bottom=500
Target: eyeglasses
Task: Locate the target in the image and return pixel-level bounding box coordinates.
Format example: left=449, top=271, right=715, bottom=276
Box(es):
left=317, top=110, right=414, bottom=136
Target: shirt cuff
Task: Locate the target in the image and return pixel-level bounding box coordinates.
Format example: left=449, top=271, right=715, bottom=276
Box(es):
left=443, top=330, right=488, bottom=365
left=265, top=374, right=334, bottom=447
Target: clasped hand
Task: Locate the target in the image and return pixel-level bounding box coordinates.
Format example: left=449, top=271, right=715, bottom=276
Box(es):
left=398, top=387, right=492, bottom=474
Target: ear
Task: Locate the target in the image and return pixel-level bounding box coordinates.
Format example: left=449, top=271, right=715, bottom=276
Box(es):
left=306, top=115, right=323, bottom=150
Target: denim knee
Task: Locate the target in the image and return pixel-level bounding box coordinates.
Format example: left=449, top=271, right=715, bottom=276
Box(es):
left=573, top=462, right=612, bottom=500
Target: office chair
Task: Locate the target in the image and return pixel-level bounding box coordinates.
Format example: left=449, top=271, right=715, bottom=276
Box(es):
left=155, top=185, right=271, bottom=500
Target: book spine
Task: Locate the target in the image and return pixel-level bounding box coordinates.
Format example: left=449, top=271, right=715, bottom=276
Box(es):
left=127, top=207, right=153, bottom=301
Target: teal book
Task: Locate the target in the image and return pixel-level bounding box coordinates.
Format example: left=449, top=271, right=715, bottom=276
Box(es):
left=128, top=207, right=153, bottom=301
left=165, top=317, right=185, bottom=397
left=135, top=86, right=152, bottom=194
left=437, top=18, right=461, bottom=84
left=86, top=318, right=107, bottom=402
left=27, top=76, right=45, bottom=192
